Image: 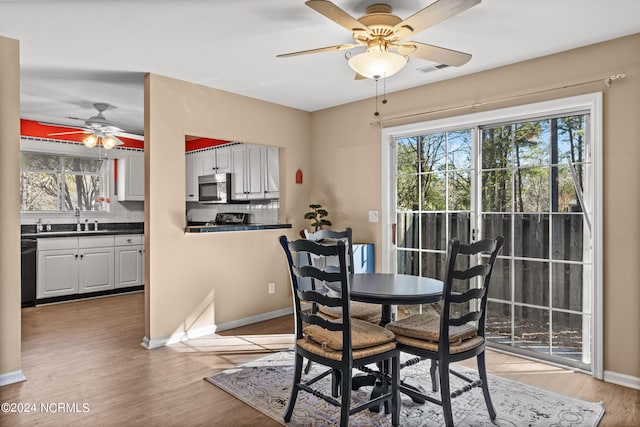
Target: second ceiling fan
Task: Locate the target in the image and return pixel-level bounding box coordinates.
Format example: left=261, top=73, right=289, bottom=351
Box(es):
left=278, top=0, right=481, bottom=79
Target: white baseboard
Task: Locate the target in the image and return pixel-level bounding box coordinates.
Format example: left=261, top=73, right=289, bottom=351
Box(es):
left=0, top=370, right=27, bottom=387
left=140, top=307, right=293, bottom=350
left=603, top=370, right=640, bottom=390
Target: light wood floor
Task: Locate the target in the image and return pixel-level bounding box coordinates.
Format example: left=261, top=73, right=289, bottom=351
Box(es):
left=1, top=293, right=637, bottom=426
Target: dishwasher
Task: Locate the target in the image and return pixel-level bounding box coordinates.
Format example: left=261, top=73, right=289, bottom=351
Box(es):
left=21, top=237, right=37, bottom=307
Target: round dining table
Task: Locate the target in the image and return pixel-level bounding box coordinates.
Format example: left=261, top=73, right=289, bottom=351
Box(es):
left=326, top=272, right=444, bottom=326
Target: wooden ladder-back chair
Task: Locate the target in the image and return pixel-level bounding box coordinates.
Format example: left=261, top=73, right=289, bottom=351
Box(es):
left=304, top=227, right=381, bottom=324
left=279, top=236, right=400, bottom=427
left=386, top=236, right=504, bottom=426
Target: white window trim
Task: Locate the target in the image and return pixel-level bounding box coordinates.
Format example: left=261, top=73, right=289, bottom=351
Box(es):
left=381, top=92, right=603, bottom=378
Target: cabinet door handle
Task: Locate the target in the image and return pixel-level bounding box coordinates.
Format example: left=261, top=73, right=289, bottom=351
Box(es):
left=138, top=250, right=142, bottom=254
left=75, top=254, right=78, bottom=259
left=80, top=254, right=84, bottom=259
left=126, top=239, right=132, bottom=243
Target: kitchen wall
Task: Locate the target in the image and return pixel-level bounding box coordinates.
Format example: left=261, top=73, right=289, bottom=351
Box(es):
left=144, top=74, right=311, bottom=346
left=0, top=35, right=22, bottom=385
left=309, top=33, right=640, bottom=382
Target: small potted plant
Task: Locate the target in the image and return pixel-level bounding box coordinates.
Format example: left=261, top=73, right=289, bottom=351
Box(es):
left=304, top=203, right=332, bottom=232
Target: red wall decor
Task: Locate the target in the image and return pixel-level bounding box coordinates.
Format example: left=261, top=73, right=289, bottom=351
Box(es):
left=295, top=169, right=303, bottom=184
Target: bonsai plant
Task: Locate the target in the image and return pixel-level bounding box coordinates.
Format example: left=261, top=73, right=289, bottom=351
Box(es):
left=304, top=203, right=332, bottom=232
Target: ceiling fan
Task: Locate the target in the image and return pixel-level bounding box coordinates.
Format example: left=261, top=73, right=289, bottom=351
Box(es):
left=46, top=102, right=143, bottom=149
left=278, top=0, right=480, bottom=79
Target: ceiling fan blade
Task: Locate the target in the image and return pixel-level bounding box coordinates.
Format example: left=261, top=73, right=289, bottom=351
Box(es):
left=115, top=132, right=144, bottom=141
left=38, top=121, right=85, bottom=130
left=354, top=73, right=367, bottom=80
left=277, top=43, right=359, bottom=58
left=393, top=0, right=481, bottom=39
left=305, top=0, right=368, bottom=32
left=396, top=41, right=472, bottom=66
left=48, top=130, right=90, bottom=136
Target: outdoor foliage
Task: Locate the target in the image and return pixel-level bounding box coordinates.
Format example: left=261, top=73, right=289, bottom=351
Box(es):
left=20, top=152, right=109, bottom=212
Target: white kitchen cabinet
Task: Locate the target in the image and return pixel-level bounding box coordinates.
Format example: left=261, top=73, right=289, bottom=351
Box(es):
left=185, top=152, right=199, bottom=202
left=36, top=238, right=79, bottom=299
left=114, top=234, right=144, bottom=289
left=117, top=152, right=145, bottom=201
left=215, top=145, right=232, bottom=173
left=264, top=146, right=279, bottom=199
left=37, top=236, right=115, bottom=298
left=231, top=144, right=264, bottom=200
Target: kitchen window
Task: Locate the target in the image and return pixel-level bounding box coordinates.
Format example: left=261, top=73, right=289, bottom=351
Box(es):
left=20, top=152, right=110, bottom=213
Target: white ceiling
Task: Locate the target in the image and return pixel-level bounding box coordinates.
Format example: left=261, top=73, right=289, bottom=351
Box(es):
left=2, top=0, right=639, bottom=136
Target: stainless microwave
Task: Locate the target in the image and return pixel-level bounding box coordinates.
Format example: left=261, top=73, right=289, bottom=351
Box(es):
left=198, top=173, right=231, bottom=204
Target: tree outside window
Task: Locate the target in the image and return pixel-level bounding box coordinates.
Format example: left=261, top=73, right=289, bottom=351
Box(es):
left=20, top=152, right=110, bottom=212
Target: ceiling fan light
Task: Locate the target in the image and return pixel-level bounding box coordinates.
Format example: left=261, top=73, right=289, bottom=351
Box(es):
left=102, top=136, right=117, bottom=150
left=347, top=50, right=408, bottom=79
left=83, top=134, right=98, bottom=148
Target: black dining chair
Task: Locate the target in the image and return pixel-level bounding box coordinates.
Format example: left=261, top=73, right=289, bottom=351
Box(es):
left=385, top=236, right=504, bottom=427
left=279, top=236, right=400, bottom=427
left=304, top=227, right=381, bottom=324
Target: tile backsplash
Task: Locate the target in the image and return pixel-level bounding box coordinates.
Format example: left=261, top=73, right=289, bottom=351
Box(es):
left=187, top=200, right=279, bottom=224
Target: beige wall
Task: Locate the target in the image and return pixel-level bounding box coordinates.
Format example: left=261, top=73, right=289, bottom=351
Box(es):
left=144, top=74, right=311, bottom=342
left=0, top=36, right=22, bottom=380
left=309, top=34, right=640, bottom=378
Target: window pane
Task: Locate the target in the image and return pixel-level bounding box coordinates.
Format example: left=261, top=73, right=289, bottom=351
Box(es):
left=514, top=260, right=549, bottom=306
left=513, top=120, right=549, bottom=167
left=513, top=214, right=549, bottom=258
left=514, top=305, right=549, bottom=354
left=421, top=173, right=445, bottom=210
left=551, top=214, right=584, bottom=261
left=20, top=152, right=60, bottom=170
left=64, top=174, right=102, bottom=211
left=397, top=174, right=419, bottom=211
left=422, top=133, right=447, bottom=172
left=421, top=213, right=445, bottom=251
left=552, top=165, right=584, bottom=212
left=421, top=251, right=446, bottom=281
left=556, top=115, right=586, bottom=166
left=448, top=130, right=471, bottom=170
left=397, top=249, right=419, bottom=276
left=396, top=138, right=420, bottom=174
left=64, top=157, right=102, bottom=173
left=481, top=126, right=512, bottom=169
left=487, top=257, right=511, bottom=301
left=482, top=214, right=512, bottom=256
left=449, top=212, right=470, bottom=243
left=486, top=301, right=511, bottom=344
left=514, top=167, right=549, bottom=212
left=396, top=213, right=419, bottom=249
left=552, top=263, right=584, bottom=311
left=482, top=170, right=512, bottom=212
left=552, top=311, right=584, bottom=361
left=20, top=171, right=59, bottom=211
left=449, top=170, right=470, bottom=210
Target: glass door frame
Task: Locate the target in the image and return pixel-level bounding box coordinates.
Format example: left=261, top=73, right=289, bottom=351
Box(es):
left=381, top=93, right=603, bottom=378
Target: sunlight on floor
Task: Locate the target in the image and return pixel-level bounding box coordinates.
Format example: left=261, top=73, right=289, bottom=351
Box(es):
left=167, top=333, right=294, bottom=354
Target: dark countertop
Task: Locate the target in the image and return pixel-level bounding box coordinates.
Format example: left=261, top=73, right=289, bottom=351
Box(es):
left=21, top=222, right=144, bottom=238
left=184, top=223, right=291, bottom=233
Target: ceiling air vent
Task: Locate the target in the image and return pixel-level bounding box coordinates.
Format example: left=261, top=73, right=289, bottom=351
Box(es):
left=417, top=64, right=450, bottom=74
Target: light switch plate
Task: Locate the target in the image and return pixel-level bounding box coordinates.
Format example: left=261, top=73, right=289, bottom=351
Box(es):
left=368, top=210, right=379, bottom=223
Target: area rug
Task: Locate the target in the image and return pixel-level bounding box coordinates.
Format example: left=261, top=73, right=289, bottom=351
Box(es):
left=205, top=351, right=604, bottom=426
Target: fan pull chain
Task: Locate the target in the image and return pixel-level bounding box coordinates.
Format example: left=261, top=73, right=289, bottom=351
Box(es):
left=374, top=77, right=380, bottom=117
left=382, top=77, right=388, bottom=105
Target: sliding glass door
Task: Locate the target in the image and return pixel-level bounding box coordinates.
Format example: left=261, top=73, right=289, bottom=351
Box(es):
left=384, top=95, right=601, bottom=374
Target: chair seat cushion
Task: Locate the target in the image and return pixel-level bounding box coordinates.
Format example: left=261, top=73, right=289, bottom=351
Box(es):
left=303, top=318, right=395, bottom=351
left=385, top=313, right=478, bottom=343
left=395, top=334, right=484, bottom=354
left=298, top=338, right=397, bottom=361
left=318, top=302, right=382, bottom=323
